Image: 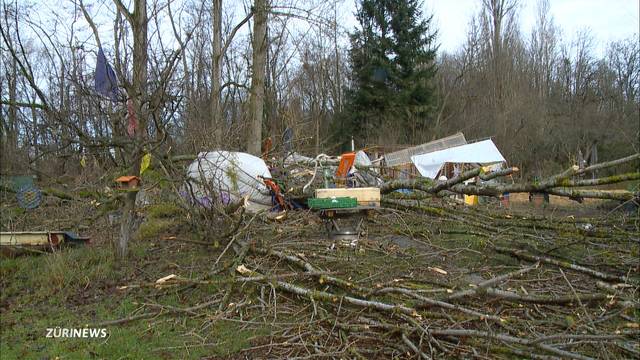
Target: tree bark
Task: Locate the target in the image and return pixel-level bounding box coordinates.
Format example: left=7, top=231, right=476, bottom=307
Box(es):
left=211, top=0, right=222, bottom=142
left=247, top=0, right=268, bottom=156
left=8, top=55, right=18, bottom=148
left=113, top=0, right=148, bottom=259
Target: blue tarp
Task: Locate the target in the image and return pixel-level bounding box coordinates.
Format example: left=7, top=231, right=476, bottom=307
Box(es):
left=94, top=48, right=119, bottom=101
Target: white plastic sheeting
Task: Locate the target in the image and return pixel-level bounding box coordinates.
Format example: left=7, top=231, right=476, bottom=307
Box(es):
left=411, top=139, right=506, bottom=179
left=185, top=151, right=273, bottom=212
left=353, top=150, right=383, bottom=186
left=283, top=152, right=314, bottom=166
left=354, top=150, right=372, bottom=167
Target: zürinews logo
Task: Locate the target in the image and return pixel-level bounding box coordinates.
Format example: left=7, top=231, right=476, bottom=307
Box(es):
left=46, top=328, right=108, bottom=338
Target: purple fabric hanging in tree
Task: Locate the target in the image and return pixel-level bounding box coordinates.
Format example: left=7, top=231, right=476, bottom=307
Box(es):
left=94, top=48, right=119, bottom=101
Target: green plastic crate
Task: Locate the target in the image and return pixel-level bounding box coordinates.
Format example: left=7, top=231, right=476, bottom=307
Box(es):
left=308, top=197, right=358, bottom=209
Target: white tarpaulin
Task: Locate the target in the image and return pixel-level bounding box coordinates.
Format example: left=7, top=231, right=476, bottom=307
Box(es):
left=185, top=151, right=272, bottom=211
left=283, top=152, right=314, bottom=166
left=354, top=150, right=372, bottom=167
left=410, top=139, right=506, bottom=179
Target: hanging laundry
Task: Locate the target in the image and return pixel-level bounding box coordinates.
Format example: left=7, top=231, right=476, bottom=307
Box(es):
left=94, top=48, right=119, bottom=101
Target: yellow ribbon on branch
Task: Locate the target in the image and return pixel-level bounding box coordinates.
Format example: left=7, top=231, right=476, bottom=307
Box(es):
left=140, top=153, right=151, bottom=175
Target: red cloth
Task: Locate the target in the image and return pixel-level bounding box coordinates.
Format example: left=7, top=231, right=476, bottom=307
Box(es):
left=127, top=99, right=138, bottom=137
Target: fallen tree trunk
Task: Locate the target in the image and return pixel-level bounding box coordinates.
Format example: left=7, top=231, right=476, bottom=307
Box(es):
left=167, top=151, right=638, bottom=203
left=449, top=182, right=637, bottom=201
left=380, top=167, right=519, bottom=194
left=380, top=153, right=639, bottom=201
left=544, top=188, right=637, bottom=201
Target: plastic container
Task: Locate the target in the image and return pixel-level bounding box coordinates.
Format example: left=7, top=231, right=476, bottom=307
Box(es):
left=308, top=197, right=358, bottom=209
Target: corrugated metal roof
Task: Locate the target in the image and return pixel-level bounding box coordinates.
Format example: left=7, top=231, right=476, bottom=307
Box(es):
left=385, top=132, right=467, bottom=167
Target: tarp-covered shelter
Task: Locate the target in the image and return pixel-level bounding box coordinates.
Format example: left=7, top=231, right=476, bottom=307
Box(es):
left=382, top=133, right=468, bottom=178
left=185, top=151, right=273, bottom=211
left=385, top=133, right=467, bottom=167
left=411, top=139, right=506, bottom=179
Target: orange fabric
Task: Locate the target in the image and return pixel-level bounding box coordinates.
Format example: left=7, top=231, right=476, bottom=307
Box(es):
left=336, top=152, right=356, bottom=178
left=263, top=178, right=287, bottom=209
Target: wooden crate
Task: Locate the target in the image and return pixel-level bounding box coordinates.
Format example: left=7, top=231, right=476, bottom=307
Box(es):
left=315, top=187, right=380, bottom=207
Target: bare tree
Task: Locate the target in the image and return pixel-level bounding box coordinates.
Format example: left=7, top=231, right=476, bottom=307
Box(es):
left=211, top=0, right=223, bottom=141
left=481, top=0, right=518, bottom=138
left=247, top=0, right=269, bottom=156
left=530, top=0, right=557, bottom=99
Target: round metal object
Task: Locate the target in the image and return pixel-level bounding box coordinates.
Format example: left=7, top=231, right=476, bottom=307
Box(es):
left=330, top=229, right=359, bottom=247
left=329, top=229, right=359, bottom=242
left=17, top=184, right=42, bottom=209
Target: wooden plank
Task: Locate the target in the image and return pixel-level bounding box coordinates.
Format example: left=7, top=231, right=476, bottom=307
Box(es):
left=0, top=232, right=50, bottom=246
left=315, top=187, right=380, bottom=207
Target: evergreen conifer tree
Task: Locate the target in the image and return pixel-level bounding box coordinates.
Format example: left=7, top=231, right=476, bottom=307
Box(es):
left=342, top=0, right=437, bottom=145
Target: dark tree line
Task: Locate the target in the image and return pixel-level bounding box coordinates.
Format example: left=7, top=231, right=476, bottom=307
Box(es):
left=433, top=0, right=638, bottom=177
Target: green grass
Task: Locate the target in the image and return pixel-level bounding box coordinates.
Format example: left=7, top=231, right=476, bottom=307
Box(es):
left=0, top=309, right=227, bottom=359
left=0, top=237, right=266, bottom=359
left=145, top=202, right=183, bottom=219
left=133, top=201, right=189, bottom=242
left=134, top=218, right=178, bottom=241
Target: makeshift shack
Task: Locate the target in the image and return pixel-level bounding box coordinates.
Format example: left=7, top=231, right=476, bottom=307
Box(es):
left=410, top=139, right=507, bottom=179
left=383, top=133, right=467, bottom=179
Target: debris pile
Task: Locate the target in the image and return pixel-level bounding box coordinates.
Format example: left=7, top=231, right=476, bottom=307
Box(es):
left=129, top=142, right=638, bottom=358
left=106, top=201, right=638, bottom=358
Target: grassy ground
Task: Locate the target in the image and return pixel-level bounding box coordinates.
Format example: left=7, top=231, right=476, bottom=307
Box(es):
left=0, top=237, right=264, bottom=359
left=1, top=191, right=638, bottom=359
left=0, top=198, right=269, bottom=359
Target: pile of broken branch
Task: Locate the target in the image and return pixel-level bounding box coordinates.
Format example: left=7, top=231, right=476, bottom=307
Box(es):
left=103, top=187, right=638, bottom=358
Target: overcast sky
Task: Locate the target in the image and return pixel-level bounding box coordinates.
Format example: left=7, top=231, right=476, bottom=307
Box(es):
left=420, top=0, right=639, bottom=55
left=29, top=0, right=640, bottom=60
